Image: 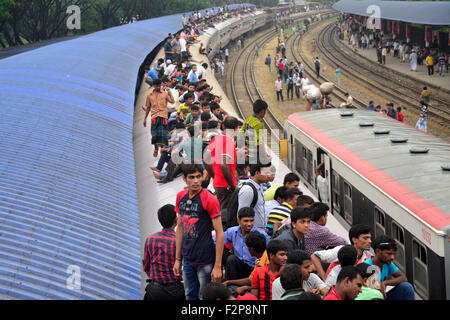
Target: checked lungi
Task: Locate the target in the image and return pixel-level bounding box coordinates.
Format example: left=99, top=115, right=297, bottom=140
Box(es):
left=151, top=117, right=168, bottom=146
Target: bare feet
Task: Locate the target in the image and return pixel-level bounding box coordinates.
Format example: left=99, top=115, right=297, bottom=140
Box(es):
left=152, top=171, right=162, bottom=179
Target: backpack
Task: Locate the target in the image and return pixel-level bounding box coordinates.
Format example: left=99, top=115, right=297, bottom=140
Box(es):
left=222, top=182, right=258, bottom=231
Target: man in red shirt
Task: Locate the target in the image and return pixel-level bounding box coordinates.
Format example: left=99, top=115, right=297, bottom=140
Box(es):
left=251, top=240, right=288, bottom=300
left=204, top=116, right=240, bottom=210
left=324, top=266, right=363, bottom=300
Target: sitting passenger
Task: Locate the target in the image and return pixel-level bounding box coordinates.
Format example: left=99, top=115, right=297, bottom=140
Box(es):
left=250, top=240, right=288, bottom=300
left=222, top=207, right=270, bottom=281
left=310, top=224, right=373, bottom=282
left=177, top=92, right=194, bottom=122
left=267, top=188, right=302, bottom=236
left=278, top=264, right=305, bottom=300
left=264, top=172, right=300, bottom=201
left=201, top=282, right=256, bottom=301
left=222, top=231, right=268, bottom=296
left=354, top=262, right=384, bottom=300
left=364, top=235, right=415, bottom=300
left=184, top=103, right=201, bottom=126
left=323, top=266, right=363, bottom=300
left=324, top=245, right=358, bottom=290
left=304, top=202, right=348, bottom=255
left=264, top=186, right=286, bottom=219
left=272, top=250, right=327, bottom=300
left=171, top=125, right=203, bottom=164
left=273, top=206, right=311, bottom=253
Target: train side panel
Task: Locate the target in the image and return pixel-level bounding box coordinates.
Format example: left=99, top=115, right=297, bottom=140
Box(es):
left=285, top=119, right=447, bottom=299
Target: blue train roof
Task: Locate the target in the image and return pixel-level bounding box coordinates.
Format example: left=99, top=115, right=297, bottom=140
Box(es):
left=0, top=3, right=254, bottom=300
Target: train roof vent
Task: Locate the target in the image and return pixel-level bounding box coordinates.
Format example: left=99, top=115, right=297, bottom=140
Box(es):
left=340, top=111, right=354, bottom=117
left=409, top=147, right=429, bottom=154
left=442, top=164, right=450, bottom=171
left=391, top=138, right=408, bottom=143
left=359, top=122, right=374, bottom=127
left=373, top=129, right=390, bottom=135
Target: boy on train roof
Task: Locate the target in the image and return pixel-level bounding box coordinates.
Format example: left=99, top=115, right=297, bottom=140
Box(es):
left=264, top=172, right=300, bottom=201
left=364, top=235, right=415, bottom=300
left=310, top=224, right=373, bottom=282
left=323, top=266, right=363, bottom=300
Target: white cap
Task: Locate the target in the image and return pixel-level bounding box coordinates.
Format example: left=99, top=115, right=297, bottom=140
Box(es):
left=167, top=59, right=172, bottom=64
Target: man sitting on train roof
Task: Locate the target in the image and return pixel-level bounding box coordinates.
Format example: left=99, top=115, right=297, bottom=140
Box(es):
left=310, top=224, right=373, bottom=283
left=273, top=206, right=311, bottom=253
left=264, top=172, right=300, bottom=202
left=304, top=202, right=349, bottom=255
left=364, top=235, right=416, bottom=300
left=221, top=207, right=270, bottom=281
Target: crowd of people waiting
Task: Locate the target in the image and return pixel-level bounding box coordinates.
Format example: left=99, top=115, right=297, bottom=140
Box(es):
left=338, top=15, right=448, bottom=76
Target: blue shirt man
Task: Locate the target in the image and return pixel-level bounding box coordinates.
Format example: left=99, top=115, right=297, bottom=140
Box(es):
left=365, top=235, right=415, bottom=300
left=164, top=38, right=174, bottom=62
left=147, top=69, right=159, bottom=80
left=366, top=101, right=376, bottom=111
left=221, top=207, right=270, bottom=280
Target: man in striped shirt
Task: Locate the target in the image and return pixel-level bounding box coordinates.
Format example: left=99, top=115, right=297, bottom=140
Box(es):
left=266, top=188, right=302, bottom=236
left=143, top=204, right=185, bottom=300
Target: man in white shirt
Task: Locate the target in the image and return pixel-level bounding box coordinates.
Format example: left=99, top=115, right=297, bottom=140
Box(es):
left=272, top=250, right=328, bottom=299
left=300, top=77, right=310, bottom=100
left=340, top=92, right=353, bottom=108
left=179, top=36, right=187, bottom=60
left=238, top=163, right=272, bottom=230
left=315, top=162, right=329, bottom=203
left=195, top=63, right=208, bottom=80
left=225, top=48, right=229, bottom=63
left=164, top=60, right=176, bottom=77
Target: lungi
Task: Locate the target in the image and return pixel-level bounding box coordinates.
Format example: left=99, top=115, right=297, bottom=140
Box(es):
left=151, top=117, right=168, bottom=146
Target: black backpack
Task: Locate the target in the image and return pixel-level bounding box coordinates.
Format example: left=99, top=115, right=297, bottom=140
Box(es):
left=222, top=181, right=258, bottom=231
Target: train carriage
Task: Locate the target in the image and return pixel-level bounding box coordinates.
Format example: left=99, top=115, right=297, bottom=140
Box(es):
left=284, top=109, right=450, bottom=300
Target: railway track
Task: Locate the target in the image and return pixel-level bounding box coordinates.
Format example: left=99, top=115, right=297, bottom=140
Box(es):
left=317, top=22, right=450, bottom=128
left=230, top=29, right=283, bottom=150
left=228, top=11, right=337, bottom=150
left=286, top=16, right=367, bottom=109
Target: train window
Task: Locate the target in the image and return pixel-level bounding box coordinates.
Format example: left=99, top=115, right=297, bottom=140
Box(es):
left=331, top=171, right=340, bottom=212
left=374, top=207, right=386, bottom=237
left=302, top=147, right=307, bottom=178
left=391, top=221, right=405, bottom=273
left=294, top=140, right=304, bottom=177
left=343, top=180, right=352, bottom=224
left=412, top=239, right=429, bottom=299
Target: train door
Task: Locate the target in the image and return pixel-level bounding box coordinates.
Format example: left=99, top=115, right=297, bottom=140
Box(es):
left=322, top=154, right=332, bottom=207
left=316, top=148, right=331, bottom=207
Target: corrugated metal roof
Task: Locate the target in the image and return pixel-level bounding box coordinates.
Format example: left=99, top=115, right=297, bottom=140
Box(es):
left=287, top=110, right=450, bottom=226
left=332, top=0, right=450, bottom=25
left=0, top=3, right=255, bottom=300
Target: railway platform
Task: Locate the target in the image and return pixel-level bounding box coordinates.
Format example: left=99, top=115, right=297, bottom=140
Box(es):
left=340, top=39, right=450, bottom=91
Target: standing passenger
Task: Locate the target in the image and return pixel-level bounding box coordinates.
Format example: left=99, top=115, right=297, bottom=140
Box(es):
left=143, top=79, right=175, bottom=158
left=173, top=164, right=224, bottom=300
left=143, top=204, right=185, bottom=300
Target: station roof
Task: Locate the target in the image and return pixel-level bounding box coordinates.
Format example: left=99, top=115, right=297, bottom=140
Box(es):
left=287, top=109, right=450, bottom=232
left=0, top=3, right=253, bottom=300
left=332, top=0, right=450, bottom=25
